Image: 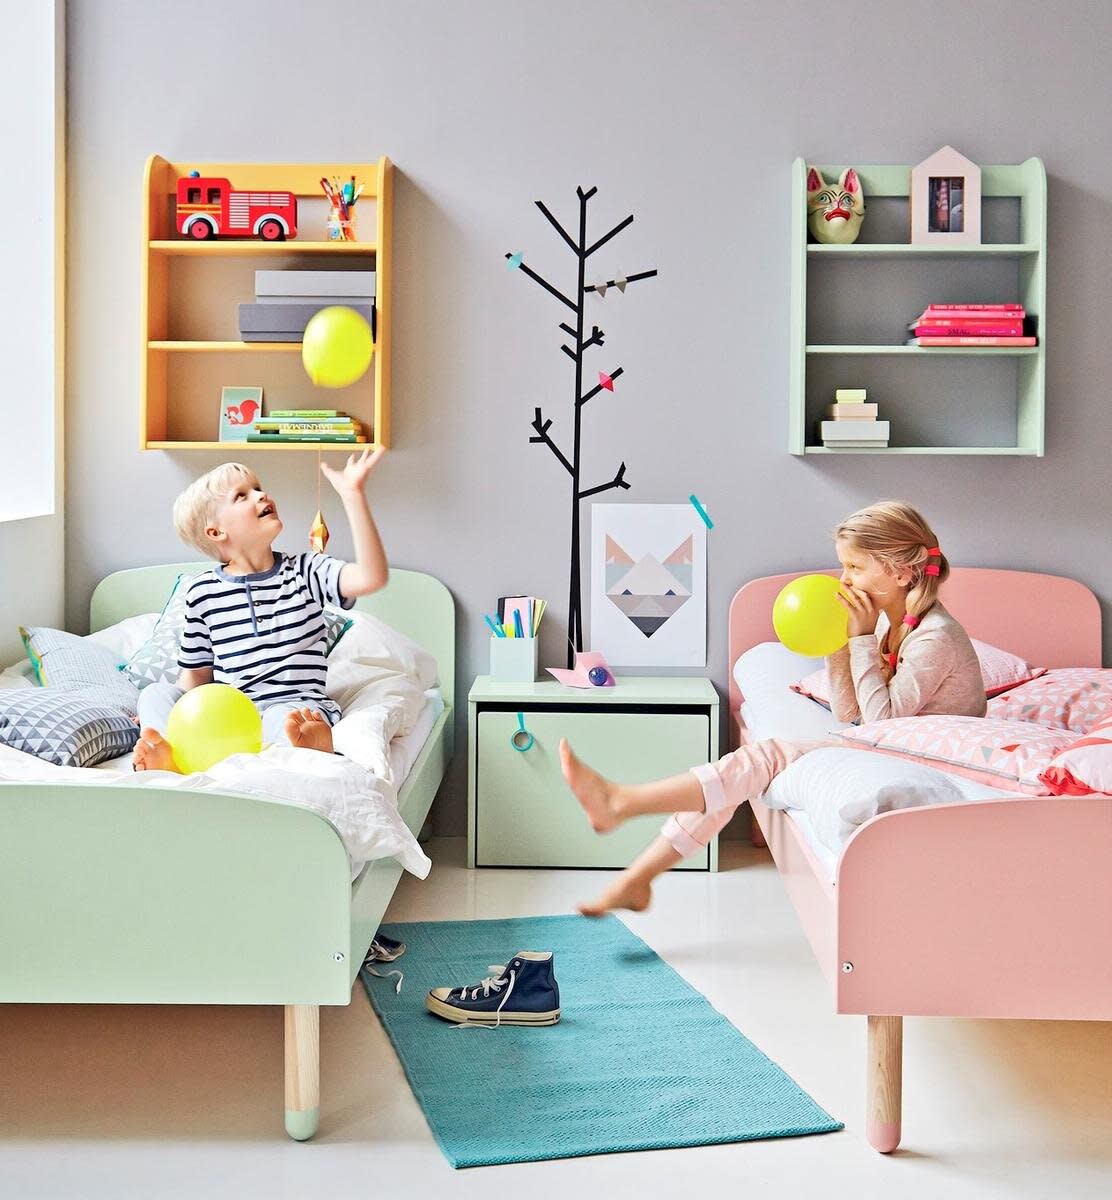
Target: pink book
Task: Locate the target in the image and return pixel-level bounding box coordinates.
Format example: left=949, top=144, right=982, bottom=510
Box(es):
left=925, top=303, right=1024, bottom=312
left=911, top=322, right=1025, bottom=337
left=907, top=335, right=1037, bottom=347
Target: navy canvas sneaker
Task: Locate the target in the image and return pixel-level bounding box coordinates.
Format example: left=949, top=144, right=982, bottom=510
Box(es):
left=426, top=951, right=561, bottom=1026
left=364, top=931, right=407, bottom=964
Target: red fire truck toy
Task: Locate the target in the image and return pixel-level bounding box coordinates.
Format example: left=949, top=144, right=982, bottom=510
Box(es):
left=175, top=172, right=298, bottom=241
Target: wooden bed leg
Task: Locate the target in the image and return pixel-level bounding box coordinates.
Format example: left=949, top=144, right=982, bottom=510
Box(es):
left=284, top=1004, right=320, bottom=1141
left=866, top=1015, right=902, bottom=1153
left=749, top=805, right=767, bottom=847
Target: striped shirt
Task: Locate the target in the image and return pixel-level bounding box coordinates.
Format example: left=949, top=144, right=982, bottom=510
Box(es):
left=178, top=551, right=354, bottom=717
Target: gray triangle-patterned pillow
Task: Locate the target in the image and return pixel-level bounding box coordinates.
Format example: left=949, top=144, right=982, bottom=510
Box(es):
left=0, top=688, right=139, bottom=767
left=122, top=575, right=189, bottom=689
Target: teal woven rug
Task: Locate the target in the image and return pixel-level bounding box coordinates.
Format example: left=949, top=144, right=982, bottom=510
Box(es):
left=360, top=914, right=841, bottom=1167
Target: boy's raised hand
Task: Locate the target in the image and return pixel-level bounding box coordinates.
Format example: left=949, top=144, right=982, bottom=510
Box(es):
left=320, top=446, right=386, bottom=498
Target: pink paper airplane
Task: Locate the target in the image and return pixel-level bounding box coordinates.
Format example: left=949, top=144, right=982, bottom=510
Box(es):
left=599, top=372, right=614, bottom=391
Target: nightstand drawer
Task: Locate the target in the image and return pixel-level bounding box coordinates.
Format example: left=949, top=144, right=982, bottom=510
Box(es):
left=475, top=708, right=711, bottom=869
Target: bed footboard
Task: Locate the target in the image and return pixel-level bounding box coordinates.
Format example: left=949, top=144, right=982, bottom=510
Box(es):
left=0, top=783, right=353, bottom=1006
left=836, top=795, right=1112, bottom=1019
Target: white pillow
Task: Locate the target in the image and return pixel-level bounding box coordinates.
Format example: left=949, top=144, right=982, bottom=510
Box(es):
left=325, top=610, right=437, bottom=735
left=733, top=642, right=850, bottom=741
left=763, top=746, right=1005, bottom=854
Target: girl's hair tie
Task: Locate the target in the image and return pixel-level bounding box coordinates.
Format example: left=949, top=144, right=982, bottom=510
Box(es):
left=924, top=564, right=941, bottom=576
left=902, top=613, right=920, bottom=628
left=925, top=546, right=942, bottom=556
left=886, top=652, right=898, bottom=669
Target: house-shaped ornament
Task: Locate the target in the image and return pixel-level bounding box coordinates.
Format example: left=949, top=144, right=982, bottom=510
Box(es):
left=910, top=146, right=981, bottom=246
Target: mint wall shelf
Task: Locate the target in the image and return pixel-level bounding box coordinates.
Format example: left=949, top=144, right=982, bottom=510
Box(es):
left=790, top=157, right=1047, bottom=456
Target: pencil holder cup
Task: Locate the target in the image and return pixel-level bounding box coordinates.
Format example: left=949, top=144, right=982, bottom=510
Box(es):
left=490, top=636, right=538, bottom=683
left=326, top=205, right=356, bottom=241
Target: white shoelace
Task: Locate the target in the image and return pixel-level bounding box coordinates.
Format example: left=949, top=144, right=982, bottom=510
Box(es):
left=365, top=965, right=404, bottom=994
left=452, top=965, right=517, bottom=1031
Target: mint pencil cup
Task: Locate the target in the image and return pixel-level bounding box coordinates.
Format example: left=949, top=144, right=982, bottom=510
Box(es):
left=490, top=635, right=538, bottom=683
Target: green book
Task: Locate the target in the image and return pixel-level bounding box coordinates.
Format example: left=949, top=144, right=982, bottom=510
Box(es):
left=266, top=409, right=347, bottom=419
left=247, top=433, right=365, bottom=443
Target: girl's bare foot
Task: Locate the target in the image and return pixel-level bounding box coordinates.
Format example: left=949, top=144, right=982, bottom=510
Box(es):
left=560, top=738, right=623, bottom=833
left=578, top=871, right=653, bottom=918
left=285, top=708, right=334, bottom=753
left=132, top=728, right=180, bottom=773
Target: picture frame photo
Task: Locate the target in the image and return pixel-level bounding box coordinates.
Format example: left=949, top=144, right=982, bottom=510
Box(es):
left=910, top=146, right=981, bottom=245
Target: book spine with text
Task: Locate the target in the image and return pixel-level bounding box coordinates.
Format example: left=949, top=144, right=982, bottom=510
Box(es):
left=907, top=336, right=1037, bottom=347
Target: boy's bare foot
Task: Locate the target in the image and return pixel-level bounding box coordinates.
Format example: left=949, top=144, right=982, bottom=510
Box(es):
left=560, top=738, right=623, bottom=833
left=285, top=708, right=334, bottom=753
left=132, top=728, right=180, bottom=773
left=577, top=871, right=653, bottom=918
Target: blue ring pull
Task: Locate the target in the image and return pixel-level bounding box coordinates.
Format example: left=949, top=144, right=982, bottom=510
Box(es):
left=510, top=712, right=535, bottom=752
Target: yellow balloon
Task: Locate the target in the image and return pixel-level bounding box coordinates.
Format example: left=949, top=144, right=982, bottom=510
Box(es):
left=772, top=574, right=848, bottom=657
left=166, top=684, right=263, bottom=774
left=302, top=305, right=375, bottom=389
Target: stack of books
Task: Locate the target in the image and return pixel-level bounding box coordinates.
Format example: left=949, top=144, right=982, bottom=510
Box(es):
left=819, top=388, right=889, bottom=449
left=247, top=410, right=368, bottom=444
left=905, top=303, right=1036, bottom=347
left=239, top=270, right=376, bottom=342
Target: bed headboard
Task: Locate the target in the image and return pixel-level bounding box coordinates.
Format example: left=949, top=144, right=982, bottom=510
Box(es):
left=727, top=567, right=1103, bottom=718
left=89, top=563, right=456, bottom=706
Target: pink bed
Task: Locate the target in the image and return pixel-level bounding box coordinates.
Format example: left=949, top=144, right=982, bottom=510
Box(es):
left=728, top=567, right=1112, bottom=1153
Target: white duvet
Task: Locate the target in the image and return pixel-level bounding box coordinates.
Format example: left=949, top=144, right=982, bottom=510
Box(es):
left=0, top=609, right=441, bottom=880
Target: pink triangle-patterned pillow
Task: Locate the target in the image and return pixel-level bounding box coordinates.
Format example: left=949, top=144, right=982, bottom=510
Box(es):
left=841, top=714, right=1075, bottom=795
left=986, top=668, right=1112, bottom=734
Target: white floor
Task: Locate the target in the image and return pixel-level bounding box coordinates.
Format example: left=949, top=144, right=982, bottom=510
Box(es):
left=2, top=837, right=1110, bottom=1199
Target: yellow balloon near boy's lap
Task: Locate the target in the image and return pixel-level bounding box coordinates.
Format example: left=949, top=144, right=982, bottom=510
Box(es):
left=166, top=684, right=263, bottom=774
left=772, top=574, right=848, bottom=657
left=302, top=306, right=375, bottom=388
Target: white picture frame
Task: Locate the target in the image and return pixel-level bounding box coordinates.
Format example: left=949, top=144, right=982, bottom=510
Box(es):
left=910, top=145, right=981, bottom=246
left=590, top=503, right=707, bottom=668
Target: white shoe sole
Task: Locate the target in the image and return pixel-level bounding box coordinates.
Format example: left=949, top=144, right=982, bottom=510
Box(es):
left=425, top=993, right=561, bottom=1026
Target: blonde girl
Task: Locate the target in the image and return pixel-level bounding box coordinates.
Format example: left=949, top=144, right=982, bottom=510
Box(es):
left=561, top=501, right=986, bottom=916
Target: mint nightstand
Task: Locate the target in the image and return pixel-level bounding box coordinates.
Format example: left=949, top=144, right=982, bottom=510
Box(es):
left=467, top=677, right=720, bottom=871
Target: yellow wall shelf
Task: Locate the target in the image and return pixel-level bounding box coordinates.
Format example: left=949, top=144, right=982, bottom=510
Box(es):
left=141, top=156, right=392, bottom=451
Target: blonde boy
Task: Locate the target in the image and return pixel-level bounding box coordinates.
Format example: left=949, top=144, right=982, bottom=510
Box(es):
left=134, top=449, right=388, bottom=771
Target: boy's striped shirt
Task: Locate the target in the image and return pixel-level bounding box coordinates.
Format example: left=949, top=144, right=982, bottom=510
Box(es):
left=178, top=551, right=353, bottom=716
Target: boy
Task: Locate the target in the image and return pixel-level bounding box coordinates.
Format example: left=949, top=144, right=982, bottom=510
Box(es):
left=133, top=448, right=388, bottom=772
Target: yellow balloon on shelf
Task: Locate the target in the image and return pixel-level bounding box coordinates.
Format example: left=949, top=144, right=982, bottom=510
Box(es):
left=166, top=684, right=263, bottom=774
left=772, top=574, right=849, bottom=657
left=301, top=305, right=375, bottom=389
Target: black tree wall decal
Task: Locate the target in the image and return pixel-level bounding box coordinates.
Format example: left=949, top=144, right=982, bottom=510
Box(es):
left=507, top=186, right=657, bottom=668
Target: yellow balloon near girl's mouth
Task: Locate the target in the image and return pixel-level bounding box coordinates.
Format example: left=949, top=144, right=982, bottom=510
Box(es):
left=772, top=574, right=849, bottom=657
left=166, top=684, right=263, bottom=774
left=301, top=305, right=375, bottom=388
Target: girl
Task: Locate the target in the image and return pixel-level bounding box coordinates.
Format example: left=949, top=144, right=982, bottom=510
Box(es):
left=561, top=501, right=987, bottom=917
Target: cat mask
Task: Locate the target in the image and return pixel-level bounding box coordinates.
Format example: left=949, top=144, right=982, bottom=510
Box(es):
left=806, top=166, right=866, bottom=244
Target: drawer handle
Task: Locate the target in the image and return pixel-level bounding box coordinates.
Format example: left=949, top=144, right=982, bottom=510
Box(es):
left=510, top=712, right=535, bottom=752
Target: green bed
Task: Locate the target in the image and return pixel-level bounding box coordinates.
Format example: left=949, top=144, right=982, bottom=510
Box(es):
left=0, top=562, right=455, bottom=1140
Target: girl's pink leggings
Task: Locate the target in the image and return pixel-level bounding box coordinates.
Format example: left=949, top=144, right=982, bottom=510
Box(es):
left=662, top=737, right=832, bottom=857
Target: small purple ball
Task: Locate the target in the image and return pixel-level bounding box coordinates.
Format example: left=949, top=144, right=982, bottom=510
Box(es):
left=588, top=666, right=609, bottom=686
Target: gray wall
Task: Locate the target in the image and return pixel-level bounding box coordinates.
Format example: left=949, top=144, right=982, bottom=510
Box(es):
left=66, top=0, right=1112, bottom=833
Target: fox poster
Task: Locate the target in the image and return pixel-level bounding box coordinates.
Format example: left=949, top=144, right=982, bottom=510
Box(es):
left=590, top=503, right=707, bottom=668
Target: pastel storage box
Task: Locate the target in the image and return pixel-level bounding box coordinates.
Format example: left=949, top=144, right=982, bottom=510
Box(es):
left=489, top=636, right=538, bottom=683
left=467, top=676, right=720, bottom=870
